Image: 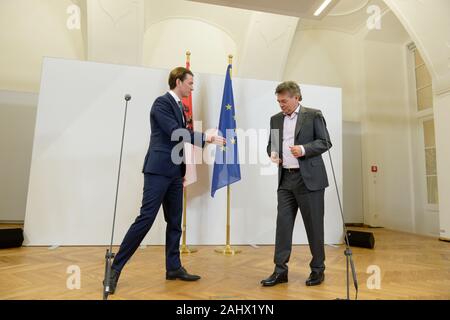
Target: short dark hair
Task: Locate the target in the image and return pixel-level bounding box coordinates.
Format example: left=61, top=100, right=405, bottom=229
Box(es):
left=275, top=81, right=302, bottom=101
left=168, top=67, right=194, bottom=90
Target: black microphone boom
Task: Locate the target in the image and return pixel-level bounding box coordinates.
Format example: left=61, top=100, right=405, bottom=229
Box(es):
left=102, top=93, right=131, bottom=300
left=316, top=110, right=359, bottom=300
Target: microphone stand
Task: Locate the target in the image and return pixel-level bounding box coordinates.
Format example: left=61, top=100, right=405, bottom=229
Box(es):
left=317, top=111, right=358, bottom=300
left=103, top=94, right=131, bottom=300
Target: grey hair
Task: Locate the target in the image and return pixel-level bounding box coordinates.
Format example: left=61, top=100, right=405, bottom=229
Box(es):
left=275, top=81, right=302, bottom=100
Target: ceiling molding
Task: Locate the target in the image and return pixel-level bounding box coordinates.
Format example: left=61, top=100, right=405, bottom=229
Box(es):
left=298, top=7, right=392, bottom=37
left=297, top=24, right=357, bottom=36
left=328, top=0, right=370, bottom=17
left=145, top=16, right=237, bottom=46
left=186, top=0, right=340, bottom=20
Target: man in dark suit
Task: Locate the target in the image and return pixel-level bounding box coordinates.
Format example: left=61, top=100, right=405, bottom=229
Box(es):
left=105, top=67, right=225, bottom=294
left=261, top=81, right=332, bottom=287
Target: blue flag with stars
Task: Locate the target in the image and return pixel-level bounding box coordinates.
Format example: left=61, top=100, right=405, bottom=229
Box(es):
left=211, top=64, right=241, bottom=197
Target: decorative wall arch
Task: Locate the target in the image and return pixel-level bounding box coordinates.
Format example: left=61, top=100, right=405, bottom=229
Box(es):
left=142, top=17, right=238, bottom=75
left=382, top=0, right=450, bottom=94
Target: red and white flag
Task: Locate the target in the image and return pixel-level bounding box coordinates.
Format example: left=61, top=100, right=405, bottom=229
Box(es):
left=182, top=55, right=200, bottom=187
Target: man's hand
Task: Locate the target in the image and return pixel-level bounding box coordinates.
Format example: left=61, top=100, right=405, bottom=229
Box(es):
left=289, top=145, right=304, bottom=158
left=208, top=134, right=226, bottom=145
left=205, top=128, right=226, bottom=146
left=270, top=152, right=282, bottom=164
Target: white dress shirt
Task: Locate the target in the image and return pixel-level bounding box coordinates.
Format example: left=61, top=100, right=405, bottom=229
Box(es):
left=282, top=105, right=305, bottom=168
left=169, top=90, right=185, bottom=125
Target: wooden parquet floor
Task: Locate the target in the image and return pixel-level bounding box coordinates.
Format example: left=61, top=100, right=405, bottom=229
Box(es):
left=0, top=227, right=449, bottom=300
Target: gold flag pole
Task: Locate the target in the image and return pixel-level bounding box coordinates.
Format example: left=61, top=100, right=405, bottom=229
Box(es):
left=181, top=187, right=196, bottom=253
left=215, top=54, right=241, bottom=255
left=181, top=50, right=197, bottom=255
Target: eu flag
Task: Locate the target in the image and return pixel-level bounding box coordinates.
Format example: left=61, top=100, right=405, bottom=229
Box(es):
left=211, top=64, right=241, bottom=197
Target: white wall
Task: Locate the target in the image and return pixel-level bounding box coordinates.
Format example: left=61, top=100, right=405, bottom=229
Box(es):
left=143, top=0, right=245, bottom=74
left=283, top=14, right=419, bottom=234
left=87, top=0, right=145, bottom=65
left=142, top=18, right=237, bottom=75
left=0, top=91, right=38, bottom=221
left=1, top=0, right=448, bottom=240
left=434, top=93, right=450, bottom=239
left=23, top=57, right=343, bottom=246
left=359, top=40, right=415, bottom=232
left=143, top=0, right=298, bottom=80
left=384, top=0, right=450, bottom=94
left=343, top=121, right=363, bottom=224
left=283, top=29, right=367, bottom=227
left=383, top=0, right=450, bottom=240
left=284, top=29, right=360, bottom=122
left=0, top=0, right=84, bottom=92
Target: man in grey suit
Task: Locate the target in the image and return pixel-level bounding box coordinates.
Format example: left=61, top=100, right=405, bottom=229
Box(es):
left=261, top=81, right=332, bottom=287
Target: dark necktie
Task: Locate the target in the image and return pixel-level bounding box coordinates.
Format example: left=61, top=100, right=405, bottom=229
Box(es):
left=177, top=101, right=186, bottom=126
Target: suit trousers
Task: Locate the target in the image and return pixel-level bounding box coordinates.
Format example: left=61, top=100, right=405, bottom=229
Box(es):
left=112, top=173, right=183, bottom=273
left=274, top=169, right=325, bottom=274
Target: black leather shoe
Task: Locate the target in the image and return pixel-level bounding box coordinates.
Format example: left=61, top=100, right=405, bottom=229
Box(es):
left=260, top=272, right=288, bottom=287
left=103, top=268, right=120, bottom=294
left=305, top=271, right=324, bottom=286
left=166, top=267, right=201, bottom=281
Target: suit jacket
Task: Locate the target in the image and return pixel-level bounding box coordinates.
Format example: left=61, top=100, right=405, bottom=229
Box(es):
left=266, top=106, right=332, bottom=191
left=143, top=92, right=205, bottom=177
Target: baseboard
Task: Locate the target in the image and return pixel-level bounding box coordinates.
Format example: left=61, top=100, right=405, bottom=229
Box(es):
left=345, top=223, right=383, bottom=229
left=345, top=223, right=365, bottom=227
left=0, top=220, right=24, bottom=225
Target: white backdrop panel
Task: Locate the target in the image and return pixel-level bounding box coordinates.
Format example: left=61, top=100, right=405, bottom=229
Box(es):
left=24, top=57, right=342, bottom=246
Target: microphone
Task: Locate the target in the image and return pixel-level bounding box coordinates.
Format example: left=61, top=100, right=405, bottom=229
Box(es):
left=316, top=108, right=359, bottom=300
left=104, top=93, right=131, bottom=300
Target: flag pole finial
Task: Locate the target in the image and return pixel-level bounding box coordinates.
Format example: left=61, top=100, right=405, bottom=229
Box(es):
left=186, top=51, right=191, bottom=62
left=228, top=54, right=233, bottom=65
